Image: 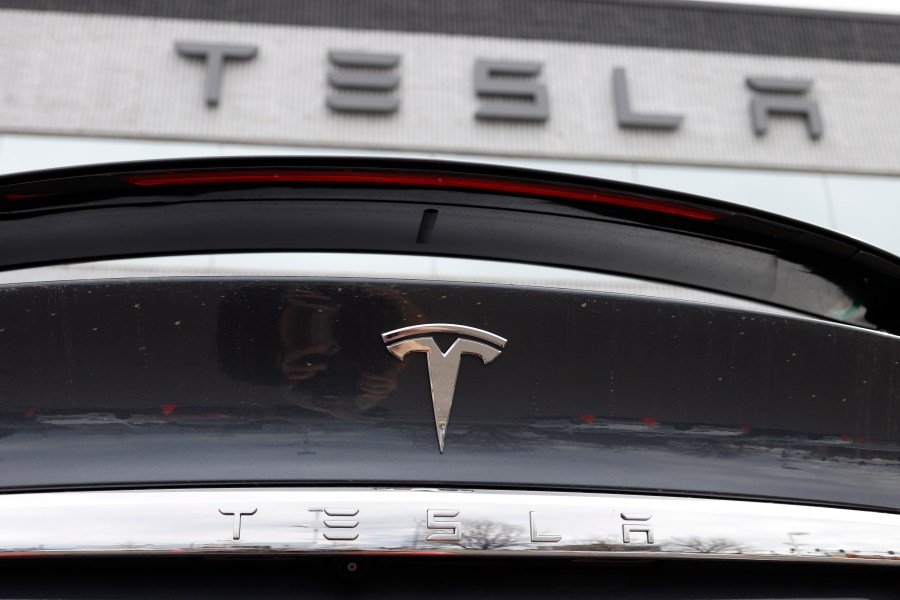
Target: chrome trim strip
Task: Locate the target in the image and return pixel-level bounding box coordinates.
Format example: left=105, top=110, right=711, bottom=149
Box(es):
left=0, top=488, right=897, bottom=563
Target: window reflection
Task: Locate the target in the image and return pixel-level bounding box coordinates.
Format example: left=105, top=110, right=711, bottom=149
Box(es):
left=0, top=253, right=797, bottom=316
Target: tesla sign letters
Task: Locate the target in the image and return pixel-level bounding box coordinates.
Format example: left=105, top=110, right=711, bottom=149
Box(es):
left=176, top=41, right=824, bottom=140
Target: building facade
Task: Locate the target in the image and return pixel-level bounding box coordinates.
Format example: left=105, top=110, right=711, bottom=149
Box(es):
left=0, top=0, right=898, bottom=255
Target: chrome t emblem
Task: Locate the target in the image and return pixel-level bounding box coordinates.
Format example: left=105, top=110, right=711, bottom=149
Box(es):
left=382, top=324, right=507, bottom=453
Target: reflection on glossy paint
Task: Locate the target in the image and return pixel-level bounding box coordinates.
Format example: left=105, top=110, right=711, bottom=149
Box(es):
left=276, top=285, right=422, bottom=414
left=0, top=279, right=897, bottom=509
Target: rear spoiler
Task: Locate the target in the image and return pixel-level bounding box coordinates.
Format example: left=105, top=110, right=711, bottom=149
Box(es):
left=0, top=156, right=897, bottom=334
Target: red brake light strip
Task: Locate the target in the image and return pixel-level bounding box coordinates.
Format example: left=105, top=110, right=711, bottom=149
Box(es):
left=124, top=169, right=723, bottom=221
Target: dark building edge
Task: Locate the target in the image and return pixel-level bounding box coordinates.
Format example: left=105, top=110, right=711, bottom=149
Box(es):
left=2, top=0, right=900, bottom=64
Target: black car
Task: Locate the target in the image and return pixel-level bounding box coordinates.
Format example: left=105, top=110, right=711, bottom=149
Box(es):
left=0, top=157, right=896, bottom=598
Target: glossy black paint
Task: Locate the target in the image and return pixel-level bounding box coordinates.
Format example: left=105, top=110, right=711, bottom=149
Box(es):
left=0, top=278, right=897, bottom=509
left=0, top=157, right=899, bottom=333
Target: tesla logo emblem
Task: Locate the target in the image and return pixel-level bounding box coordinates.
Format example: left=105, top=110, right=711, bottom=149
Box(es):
left=382, top=323, right=507, bottom=453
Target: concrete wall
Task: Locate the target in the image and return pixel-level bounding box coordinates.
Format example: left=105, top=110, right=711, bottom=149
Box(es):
left=0, top=5, right=898, bottom=257
left=0, top=10, right=898, bottom=175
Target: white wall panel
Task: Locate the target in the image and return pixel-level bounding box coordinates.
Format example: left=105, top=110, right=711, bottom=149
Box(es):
left=0, top=10, right=898, bottom=174
left=0, top=134, right=218, bottom=175
left=826, top=174, right=900, bottom=255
